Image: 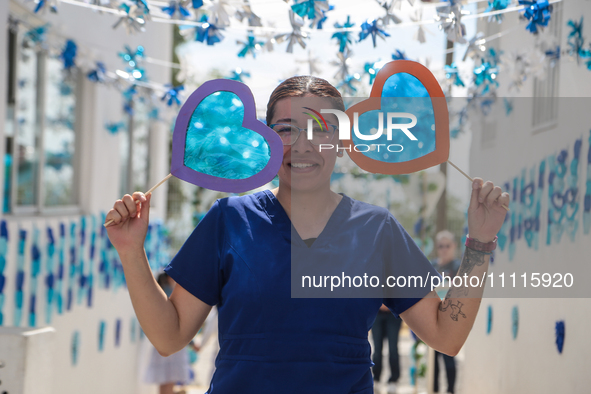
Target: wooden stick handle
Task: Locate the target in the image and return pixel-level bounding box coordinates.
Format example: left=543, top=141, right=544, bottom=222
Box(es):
left=103, top=173, right=173, bottom=228
left=447, top=160, right=510, bottom=212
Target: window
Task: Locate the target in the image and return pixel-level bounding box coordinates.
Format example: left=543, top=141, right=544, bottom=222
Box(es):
left=532, top=3, right=562, bottom=130
left=4, top=22, right=80, bottom=213
left=119, top=97, right=150, bottom=196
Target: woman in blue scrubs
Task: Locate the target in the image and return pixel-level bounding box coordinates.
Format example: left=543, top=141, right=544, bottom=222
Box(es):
left=105, top=76, right=510, bottom=393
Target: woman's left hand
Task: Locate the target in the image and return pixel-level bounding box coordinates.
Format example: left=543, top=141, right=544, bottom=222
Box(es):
left=467, top=178, right=511, bottom=243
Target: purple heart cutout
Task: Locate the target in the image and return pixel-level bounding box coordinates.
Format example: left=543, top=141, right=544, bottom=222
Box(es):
left=171, top=79, right=283, bottom=193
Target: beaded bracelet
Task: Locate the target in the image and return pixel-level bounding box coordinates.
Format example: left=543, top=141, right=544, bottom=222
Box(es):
left=465, top=235, right=497, bottom=254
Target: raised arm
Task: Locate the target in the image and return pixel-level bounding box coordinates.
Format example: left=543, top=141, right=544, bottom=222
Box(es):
left=105, top=192, right=212, bottom=356
left=400, top=178, right=509, bottom=356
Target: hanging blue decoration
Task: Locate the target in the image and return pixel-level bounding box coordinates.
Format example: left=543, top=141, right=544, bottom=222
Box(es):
left=34, top=0, right=58, bottom=13
left=133, top=0, right=150, bottom=14
left=486, top=305, right=493, bottom=334
left=226, top=68, right=251, bottom=82
left=23, top=24, right=49, bottom=47
left=196, top=15, right=225, bottom=46
left=291, top=0, right=329, bottom=22
left=60, top=40, right=77, bottom=71
left=87, top=62, right=107, bottom=83
left=161, top=1, right=191, bottom=19
left=237, top=33, right=263, bottom=58
left=29, top=227, right=41, bottom=327
left=76, top=217, right=86, bottom=306
left=358, top=19, right=390, bottom=48
left=56, top=223, right=65, bottom=314
left=567, top=18, right=586, bottom=65
left=391, top=49, right=409, bottom=60
left=485, top=0, right=510, bottom=23
left=15, top=229, right=27, bottom=326
left=66, top=222, right=76, bottom=311
left=161, top=84, right=184, bottom=107
left=71, top=331, right=80, bottom=366
left=313, top=4, right=334, bottom=29
left=105, top=122, right=125, bottom=134
left=98, top=320, right=106, bottom=351
left=118, top=45, right=146, bottom=79
left=473, top=49, right=500, bottom=94
left=332, top=16, right=355, bottom=53
left=377, top=0, right=402, bottom=26
left=192, top=0, right=203, bottom=8
left=0, top=221, right=8, bottom=326
left=463, top=33, right=486, bottom=61
left=518, top=0, right=552, bottom=34
left=363, top=61, right=385, bottom=85
left=87, top=215, right=96, bottom=308
left=445, top=63, right=465, bottom=87
left=504, top=98, right=514, bottom=116
left=336, top=74, right=360, bottom=95
left=511, top=306, right=519, bottom=339
left=555, top=320, right=565, bottom=354
left=115, top=318, right=122, bottom=347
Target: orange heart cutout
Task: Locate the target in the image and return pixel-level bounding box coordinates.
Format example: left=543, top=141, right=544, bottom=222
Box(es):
left=344, top=60, right=449, bottom=175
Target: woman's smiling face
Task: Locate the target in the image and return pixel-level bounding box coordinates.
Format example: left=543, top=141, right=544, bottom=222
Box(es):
left=270, top=96, right=341, bottom=193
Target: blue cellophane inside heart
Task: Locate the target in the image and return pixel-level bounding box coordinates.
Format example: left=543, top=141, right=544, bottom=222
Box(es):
left=352, top=73, right=436, bottom=163
left=184, top=91, right=270, bottom=180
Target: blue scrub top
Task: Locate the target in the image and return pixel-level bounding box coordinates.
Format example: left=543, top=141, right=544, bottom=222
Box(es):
left=165, top=190, right=438, bottom=394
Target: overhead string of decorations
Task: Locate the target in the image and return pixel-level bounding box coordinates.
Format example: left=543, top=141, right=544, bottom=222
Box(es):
left=18, top=0, right=591, bottom=136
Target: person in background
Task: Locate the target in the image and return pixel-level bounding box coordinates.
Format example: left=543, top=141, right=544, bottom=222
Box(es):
left=431, top=230, right=461, bottom=394
left=143, top=272, right=197, bottom=394
left=371, top=304, right=402, bottom=393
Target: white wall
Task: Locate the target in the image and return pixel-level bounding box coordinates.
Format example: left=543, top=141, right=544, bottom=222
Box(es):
left=461, top=1, right=591, bottom=392
left=0, top=1, right=173, bottom=393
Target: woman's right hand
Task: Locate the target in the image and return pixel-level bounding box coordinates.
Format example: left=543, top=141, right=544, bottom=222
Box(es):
left=105, top=192, right=151, bottom=254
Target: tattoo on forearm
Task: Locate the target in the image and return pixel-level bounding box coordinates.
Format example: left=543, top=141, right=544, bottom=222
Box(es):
left=438, top=247, right=489, bottom=320
left=439, top=299, right=466, bottom=321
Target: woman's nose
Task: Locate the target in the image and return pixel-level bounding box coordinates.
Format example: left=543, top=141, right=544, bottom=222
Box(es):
left=292, top=129, right=314, bottom=152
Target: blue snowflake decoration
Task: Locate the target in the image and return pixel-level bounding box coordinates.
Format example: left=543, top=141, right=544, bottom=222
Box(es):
left=34, top=0, right=58, bottom=13
left=122, top=86, right=138, bottom=115
left=196, top=15, right=225, bottom=45
left=237, top=33, right=263, bottom=58
left=105, top=122, right=125, bottom=135
left=161, top=1, right=191, bottom=19
left=336, top=74, right=360, bottom=95
left=87, top=62, right=107, bottom=83
left=291, top=0, right=328, bottom=21
left=60, top=40, right=77, bottom=71
left=391, top=49, right=409, bottom=60
left=518, top=0, right=552, bottom=34
left=161, top=84, right=184, bottom=106
left=359, top=19, right=390, bottom=48
left=332, top=16, right=355, bottom=53
left=313, top=4, right=334, bottom=29
left=119, top=45, right=146, bottom=80
left=363, top=61, right=385, bottom=85
left=485, top=0, right=511, bottom=22
left=227, top=68, right=250, bottom=82
left=445, top=63, right=465, bottom=87
left=23, top=24, right=49, bottom=46
left=192, top=0, right=203, bottom=8
left=567, top=18, right=587, bottom=65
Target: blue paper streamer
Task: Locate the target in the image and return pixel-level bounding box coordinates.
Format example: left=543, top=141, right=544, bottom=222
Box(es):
left=486, top=305, right=493, bottom=334
left=584, top=130, right=591, bottom=234
left=0, top=221, right=8, bottom=325
left=555, top=320, right=565, bottom=354
left=28, top=227, right=41, bottom=327
left=511, top=306, right=519, bottom=339
left=331, top=16, right=354, bottom=53
left=72, top=331, right=80, bottom=366
left=87, top=215, right=97, bottom=308
left=77, top=217, right=86, bottom=306
left=291, top=0, right=328, bottom=21
left=56, top=223, right=65, bottom=314
left=192, top=0, right=203, bottom=8
left=67, top=222, right=76, bottom=311
left=115, top=318, right=122, bottom=347
left=313, top=4, right=333, bottom=29
left=60, top=40, right=77, bottom=71
left=105, top=122, right=125, bottom=135
left=15, top=229, right=27, bottom=326
left=45, top=227, right=55, bottom=324
left=359, top=19, right=390, bottom=48
left=518, top=0, right=552, bottom=34
left=99, top=320, right=106, bottom=351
